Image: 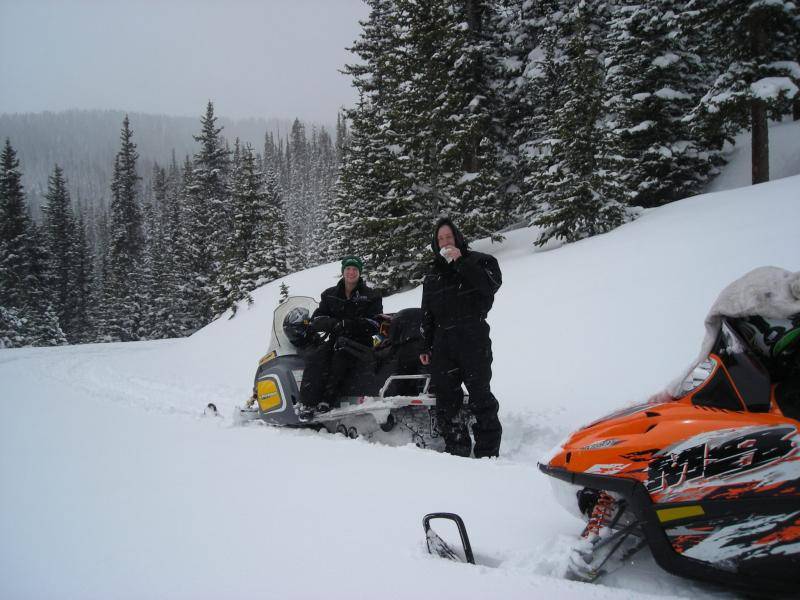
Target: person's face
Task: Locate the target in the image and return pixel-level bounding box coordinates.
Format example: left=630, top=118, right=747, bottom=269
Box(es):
left=437, top=225, right=456, bottom=249
left=343, top=266, right=360, bottom=284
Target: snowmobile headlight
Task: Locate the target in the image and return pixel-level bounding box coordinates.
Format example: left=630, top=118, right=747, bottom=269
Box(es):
left=257, top=378, right=282, bottom=412
left=547, top=477, right=586, bottom=521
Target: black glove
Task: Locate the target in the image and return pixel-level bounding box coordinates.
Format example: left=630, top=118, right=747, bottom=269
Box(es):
left=334, top=318, right=355, bottom=336
left=310, top=316, right=337, bottom=333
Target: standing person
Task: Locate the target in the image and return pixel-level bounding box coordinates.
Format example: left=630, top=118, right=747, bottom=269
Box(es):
left=420, top=217, right=503, bottom=458
left=298, top=256, right=383, bottom=420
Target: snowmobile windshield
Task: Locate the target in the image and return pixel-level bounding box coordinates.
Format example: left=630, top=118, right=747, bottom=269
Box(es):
left=691, top=320, right=771, bottom=413
left=269, top=296, right=319, bottom=355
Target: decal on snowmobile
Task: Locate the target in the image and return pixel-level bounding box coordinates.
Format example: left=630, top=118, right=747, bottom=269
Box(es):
left=256, top=376, right=285, bottom=413
left=538, top=316, right=800, bottom=595
left=645, top=424, right=798, bottom=494
left=667, top=510, right=800, bottom=562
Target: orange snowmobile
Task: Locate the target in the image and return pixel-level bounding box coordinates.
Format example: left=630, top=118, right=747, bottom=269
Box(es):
left=423, top=315, right=799, bottom=595
left=539, top=316, right=799, bottom=595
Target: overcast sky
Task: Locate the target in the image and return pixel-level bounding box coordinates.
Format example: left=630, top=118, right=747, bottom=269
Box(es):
left=0, top=0, right=369, bottom=123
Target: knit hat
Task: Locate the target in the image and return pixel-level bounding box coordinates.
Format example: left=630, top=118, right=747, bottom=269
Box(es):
left=341, top=256, right=364, bottom=274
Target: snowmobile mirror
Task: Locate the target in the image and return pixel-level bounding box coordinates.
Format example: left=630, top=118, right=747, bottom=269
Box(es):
left=423, top=513, right=474, bottom=565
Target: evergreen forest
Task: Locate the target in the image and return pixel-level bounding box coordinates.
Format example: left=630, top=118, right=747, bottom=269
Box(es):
left=1, top=0, right=798, bottom=347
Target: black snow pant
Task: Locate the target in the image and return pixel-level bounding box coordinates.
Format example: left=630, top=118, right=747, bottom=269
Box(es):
left=430, top=320, right=502, bottom=458
left=299, top=339, right=354, bottom=408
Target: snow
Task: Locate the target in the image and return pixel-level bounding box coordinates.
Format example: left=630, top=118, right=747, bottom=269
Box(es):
left=652, top=53, right=679, bottom=68
left=654, top=87, right=692, bottom=100
left=750, top=76, right=799, bottom=100
left=2, top=134, right=800, bottom=598
left=626, top=120, right=656, bottom=133
left=769, top=60, right=800, bottom=79
left=706, top=117, right=800, bottom=194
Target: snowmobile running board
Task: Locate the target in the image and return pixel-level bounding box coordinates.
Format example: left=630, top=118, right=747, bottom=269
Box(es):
left=310, top=394, right=436, bottom=423
left=423, top=513, right=475, bottom=565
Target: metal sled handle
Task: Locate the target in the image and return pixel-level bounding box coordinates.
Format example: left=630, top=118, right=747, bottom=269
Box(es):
left=423, top=512, right=475, bottom=565
left=379, top=374, right=431, bottom=398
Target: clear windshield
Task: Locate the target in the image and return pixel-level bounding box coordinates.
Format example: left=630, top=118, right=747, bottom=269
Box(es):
left=690, top=320, right=771, bottom=412
left=268, top=296, right=318, bottom=356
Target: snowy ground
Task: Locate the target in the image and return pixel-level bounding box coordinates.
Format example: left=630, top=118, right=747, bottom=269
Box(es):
left=2, top=123, right=799, bottom=599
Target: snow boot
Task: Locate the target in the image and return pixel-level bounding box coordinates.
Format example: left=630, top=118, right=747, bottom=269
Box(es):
left=297, top=404, right=316, bottom=422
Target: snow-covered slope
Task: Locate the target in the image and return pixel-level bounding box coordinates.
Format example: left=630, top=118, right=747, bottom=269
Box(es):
left=706, top=117, right=800, bottom=194
left=2, top=173, right=799, bottom=598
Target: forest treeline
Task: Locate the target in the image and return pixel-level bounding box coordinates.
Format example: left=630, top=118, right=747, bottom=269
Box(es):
left=1, top=0, right=798, bottom=347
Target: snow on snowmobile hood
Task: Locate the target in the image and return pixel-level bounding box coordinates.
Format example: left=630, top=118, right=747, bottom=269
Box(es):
left=431, top=217, right=469, bottom=267
left=667, top=266, right=800, bottom=396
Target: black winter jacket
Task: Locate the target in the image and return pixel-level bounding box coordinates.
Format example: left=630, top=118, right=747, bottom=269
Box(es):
left=420, top=218, right=502, bottom=352
left=311, top=278, right=383, bottom=344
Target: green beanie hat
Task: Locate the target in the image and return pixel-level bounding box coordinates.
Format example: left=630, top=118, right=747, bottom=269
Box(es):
left=341, top=256, right=364, bottom=274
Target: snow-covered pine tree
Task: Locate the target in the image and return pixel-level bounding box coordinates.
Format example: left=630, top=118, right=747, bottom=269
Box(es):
left=0, top=139, right=33, bottom=313
left=85, top=201, right=109, bottom=343
left=100, top=115, right=146, bottom=341
left=68, top=202, right=94, bottom=343
left=600, top=1, right=717, bottom=208
left=533, top=0, right=629, bottom=245
left=185, top=102, right=231, bottom=325
left=0, top=139, right=66, bottom=347
left=690, top=0, right=799, bottom=184
left=308, top=127, right=337, bottom=264
left=337, top=0, right=434, bottom=291
left=418, top=0, right=507, bottom=238
left=217, top=141, right=290, bottom=316
left=286, top=119, right=313, bottom=269
left=40, top=164, right=79, bottom=340
left=492, top=0, right=563, bottom=224
left=335, top=111, right=349, bottom=164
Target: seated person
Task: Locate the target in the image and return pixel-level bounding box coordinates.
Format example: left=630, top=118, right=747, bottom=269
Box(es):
left=297, top=256, right=383, bottom=420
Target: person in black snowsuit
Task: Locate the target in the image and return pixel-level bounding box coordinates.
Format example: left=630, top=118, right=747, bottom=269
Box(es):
left=420, top=217, right=503, bottom=458
left=298, top=256, right=383, bottom=419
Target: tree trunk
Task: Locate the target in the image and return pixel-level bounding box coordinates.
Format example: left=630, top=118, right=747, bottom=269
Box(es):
left=751, top=99, right=769, bottom=184
left=793, top=97, right=800, bottom=121
left=749, top=14, right=769, bottom=184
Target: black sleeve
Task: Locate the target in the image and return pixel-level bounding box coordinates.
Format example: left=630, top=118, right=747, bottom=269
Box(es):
left=453, top=253, right=502, bottom=297
left=367, top=293, right=383, bottom=319
left=420, top=278, right=435, bottom=353
left=311, top=290, right=334, bottom=320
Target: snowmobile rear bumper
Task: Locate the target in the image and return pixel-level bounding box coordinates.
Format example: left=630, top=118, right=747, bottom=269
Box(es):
left=539, top=464, right=799, bottom=596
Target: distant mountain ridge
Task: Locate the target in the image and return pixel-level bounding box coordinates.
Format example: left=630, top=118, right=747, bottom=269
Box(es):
left=0, top=109, right=325, bottom=216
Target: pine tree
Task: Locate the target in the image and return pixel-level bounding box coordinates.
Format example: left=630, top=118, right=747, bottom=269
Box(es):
left=691, top=0, right=799, bottom=183
left=533, top=1, right=629, bottom=245
left=68, top=203, right=94, bottom=343
left=0, top=139, right=66, bottom=347
left=337, top=0, right=433, bottom=291
left=0, top=139, right=32, bottom=310
left=100, top=115, right=145, bottom=341
left=184, top=102, right=231, bottom=324
left=41, top=164, right=78, bottom=339
left=286, top=118, right=312, bottom=269
left=216, top=141, right=290, bottom=316
left=600, top=1, right=717, bottom=208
